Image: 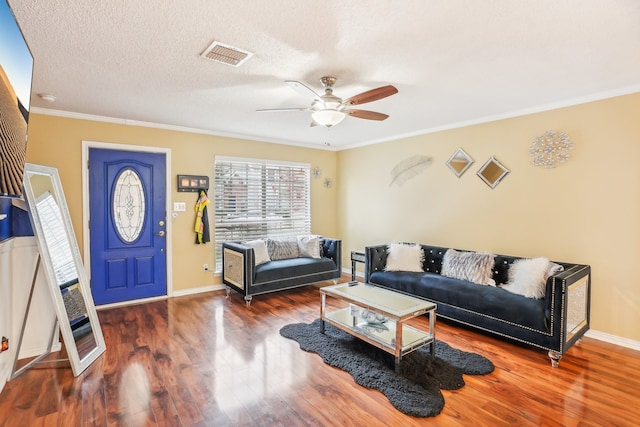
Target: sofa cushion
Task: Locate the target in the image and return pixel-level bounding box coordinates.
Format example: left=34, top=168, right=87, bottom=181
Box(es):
left=441, top=249, right=495, bottom=286
left=266, top=238, right=300, bottom=260
left=255, top=257, right=337, bottom=284
left=369, top=270, right=547, bottom=331
left=502, top=257, right=564, bottom=299
left=245, top=239, right=271, bottom=265
left=385, top=243, right=424, bottom=272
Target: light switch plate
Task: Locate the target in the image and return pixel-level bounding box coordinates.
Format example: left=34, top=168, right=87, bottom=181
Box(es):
left=173, top=202, right=187, bottom=212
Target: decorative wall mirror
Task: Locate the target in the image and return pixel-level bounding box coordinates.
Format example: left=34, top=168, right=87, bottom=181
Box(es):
left=477, top=156, right=509, bottom=189
left=18, top=163, right=106, bottom=376
left=446, top=148, right=474, bottom=177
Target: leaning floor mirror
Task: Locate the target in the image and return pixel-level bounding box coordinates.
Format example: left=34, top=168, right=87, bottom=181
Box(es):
left=20, top=163, right=106, bottom=376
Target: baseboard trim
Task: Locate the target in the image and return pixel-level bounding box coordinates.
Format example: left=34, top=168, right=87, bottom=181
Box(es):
left=585, top=329, right=640, bottom=352
left=94, top=285, right=226, bottom=309
left=96, top=295, right=168, bottom=310
left=172, top=284, right=226, bottom=297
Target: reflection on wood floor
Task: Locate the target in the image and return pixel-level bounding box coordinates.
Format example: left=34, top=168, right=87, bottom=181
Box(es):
left=1, top=278, right=639, bottom=426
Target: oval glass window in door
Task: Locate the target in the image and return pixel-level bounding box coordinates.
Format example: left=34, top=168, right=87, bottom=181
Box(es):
left=113, top=168, right=146, bottom=242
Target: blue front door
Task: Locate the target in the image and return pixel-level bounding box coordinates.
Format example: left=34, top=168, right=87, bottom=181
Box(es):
left=89, top=148, right=167, bottom=305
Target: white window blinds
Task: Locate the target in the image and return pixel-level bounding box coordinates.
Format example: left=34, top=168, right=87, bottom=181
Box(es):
left=213, top=157, right=311, bottom=270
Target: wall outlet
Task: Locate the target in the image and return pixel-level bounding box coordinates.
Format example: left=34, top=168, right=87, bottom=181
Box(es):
left=203, top=264, right=209, bottom=271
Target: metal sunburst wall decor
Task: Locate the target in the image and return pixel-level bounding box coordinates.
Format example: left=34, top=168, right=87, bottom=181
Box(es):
left=529, top=130, right=573, bottom=168
left=312, top=166, right=322, bottom=179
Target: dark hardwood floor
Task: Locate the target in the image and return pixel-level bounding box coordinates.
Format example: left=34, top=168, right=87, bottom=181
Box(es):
left=1, top=277, right=639, bottom=426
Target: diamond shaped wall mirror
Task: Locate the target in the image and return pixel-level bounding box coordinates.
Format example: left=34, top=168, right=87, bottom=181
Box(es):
left=477, top=156, right=509, bottom=189
left=446, top=148, right=474, bottom=177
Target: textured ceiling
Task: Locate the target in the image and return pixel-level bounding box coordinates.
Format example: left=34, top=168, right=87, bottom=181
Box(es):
left=9, top=0, right=640, bottom=150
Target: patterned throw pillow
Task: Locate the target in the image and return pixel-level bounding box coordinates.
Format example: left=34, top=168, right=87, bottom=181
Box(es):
left=441, top=249, right=496, bottom=286
left=266, top=238, right=300, bottom=260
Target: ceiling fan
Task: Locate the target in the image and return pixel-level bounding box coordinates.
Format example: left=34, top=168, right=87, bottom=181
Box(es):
left=257, top=76, right=398, bottom=128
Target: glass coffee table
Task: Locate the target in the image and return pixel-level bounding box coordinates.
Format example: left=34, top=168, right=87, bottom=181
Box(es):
left=320, top=281, right=436, bottom=373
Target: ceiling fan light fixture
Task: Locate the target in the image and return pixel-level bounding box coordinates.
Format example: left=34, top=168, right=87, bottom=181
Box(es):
left=312, top=109, right=345, bottom=127
left=258, top=77, right=398, bottom=127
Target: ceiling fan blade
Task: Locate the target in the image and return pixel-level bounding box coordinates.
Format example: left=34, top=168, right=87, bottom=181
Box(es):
left=346, top=109, right=389, bottom=121
left=256, top=107, right=309, bottom=113
left=343, top=85, right=398, bottom=106
left=285, top=80, right=321, bottom=99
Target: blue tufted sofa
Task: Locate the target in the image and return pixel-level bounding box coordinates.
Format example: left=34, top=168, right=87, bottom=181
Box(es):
left=365, top=243, right=591, bottom=366
left=222, top=238, right=341, bottom=305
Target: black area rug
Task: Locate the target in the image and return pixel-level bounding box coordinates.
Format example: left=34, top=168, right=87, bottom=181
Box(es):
left=280, top=318, right=494, bottom=418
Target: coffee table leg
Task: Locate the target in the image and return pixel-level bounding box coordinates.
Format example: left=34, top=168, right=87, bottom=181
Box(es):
left=395, top=321, right=403, bottom=373
left=320, top=293, right=326, bottom=333
left=430, top=309, right=436, bottom=356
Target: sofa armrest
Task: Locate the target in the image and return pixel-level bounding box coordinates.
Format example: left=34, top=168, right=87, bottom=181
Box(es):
left=546, top=264, right=591, bottom=354
left=222, top=242, right=255, bottom=291
left=321, top=238, right=342, bottom=272
left=364, top=245, right=388, bottom=282
left=546, top=264, right=590, bottom=303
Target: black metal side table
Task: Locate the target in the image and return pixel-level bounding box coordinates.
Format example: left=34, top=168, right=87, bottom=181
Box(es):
left=350, top=250, right=365, bottom=281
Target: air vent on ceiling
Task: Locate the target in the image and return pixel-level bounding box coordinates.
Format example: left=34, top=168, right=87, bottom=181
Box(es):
left=200, top=41, right=253, bottom=67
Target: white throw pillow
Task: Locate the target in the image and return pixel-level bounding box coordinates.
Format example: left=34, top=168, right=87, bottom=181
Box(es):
left=441, top=249, right=496, bottom=286
left=502, top=257, right=562, bottom=299
left=245, top=239, right=271, bottom=265
left=297, top=235, right=321, bottom=258
left=385, top=243, right=424, bottom=272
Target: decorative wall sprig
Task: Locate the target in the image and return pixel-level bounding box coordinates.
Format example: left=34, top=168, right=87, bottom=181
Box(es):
left=529, top=130, right=573, bottom=168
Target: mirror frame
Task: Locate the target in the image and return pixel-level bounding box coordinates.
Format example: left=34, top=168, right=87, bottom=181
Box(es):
left=22, top=163, right=106, bottom=376
left=446, top=148, right=474, bottom=177
left=477, top=156, right=510, bottom=189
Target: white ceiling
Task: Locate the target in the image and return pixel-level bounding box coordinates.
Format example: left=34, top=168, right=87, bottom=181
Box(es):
left=9, top=0, right=640, bottom=150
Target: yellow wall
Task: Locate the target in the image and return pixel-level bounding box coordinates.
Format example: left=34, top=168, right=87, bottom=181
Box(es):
left=24, top=92, right=640, bottom=342
left=337, top=92, right=640, bottom=342
left=25, top=114, right=338, bottom=292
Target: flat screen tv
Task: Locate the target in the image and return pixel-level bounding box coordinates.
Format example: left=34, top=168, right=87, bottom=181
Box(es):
left=0, top=0, right=33, bottom=198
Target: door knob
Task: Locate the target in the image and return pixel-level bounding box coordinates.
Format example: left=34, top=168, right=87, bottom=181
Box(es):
left=156, top=230, right=165, bottom=237
left=158, top=220, right=165, bottom=227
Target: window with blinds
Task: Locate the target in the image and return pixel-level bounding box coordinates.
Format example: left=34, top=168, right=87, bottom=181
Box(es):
left=213, top=157, right=311, bottom=271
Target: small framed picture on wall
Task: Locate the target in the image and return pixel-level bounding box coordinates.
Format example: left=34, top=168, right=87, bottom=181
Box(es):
left=177, top=174, right=209, bottom=192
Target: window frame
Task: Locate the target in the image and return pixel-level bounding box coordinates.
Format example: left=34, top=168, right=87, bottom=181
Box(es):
left=213, top=156, right=311, bottom=271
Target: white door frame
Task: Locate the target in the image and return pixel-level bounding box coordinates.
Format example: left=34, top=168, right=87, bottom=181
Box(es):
left=81, top=140, right=173, bottom=307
